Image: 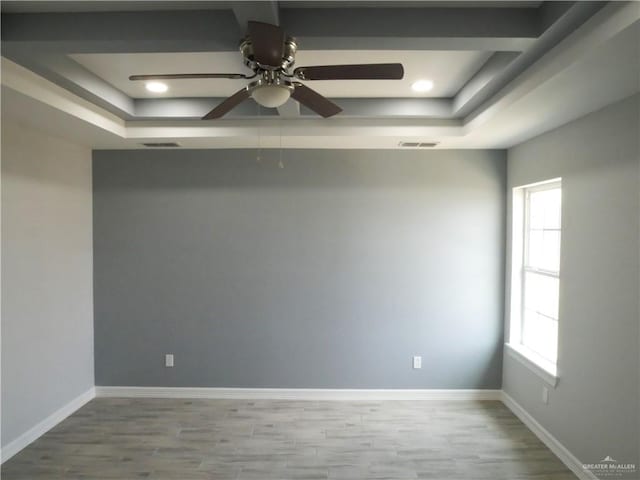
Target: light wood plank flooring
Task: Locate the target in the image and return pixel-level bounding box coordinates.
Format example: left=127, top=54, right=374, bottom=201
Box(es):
left=1, top=398, right=577, bottom=480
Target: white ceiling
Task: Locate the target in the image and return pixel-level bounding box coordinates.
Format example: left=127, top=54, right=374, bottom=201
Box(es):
left=2, top=2, right=639, bottom=150
left=279, top=1, right=542, bottom=8
left=1, top=1, right=541, bottom=13
left=71, top=50, right=492, bottom=99
left=5, top=20, right=638, bottom=151
left=0, top=1, right=233, bottom=13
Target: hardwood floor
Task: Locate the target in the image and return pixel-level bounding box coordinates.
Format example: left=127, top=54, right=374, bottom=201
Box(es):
left=1, top=398, right=577, bottom=479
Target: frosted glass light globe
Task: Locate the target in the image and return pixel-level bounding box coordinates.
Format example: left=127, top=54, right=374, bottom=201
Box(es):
left=251, top=84, right=291, bottom=108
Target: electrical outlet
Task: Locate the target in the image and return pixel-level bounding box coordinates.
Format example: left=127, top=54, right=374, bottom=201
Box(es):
left=413, top=356, right=422, bottom=369
left=165, top=354, right=174, bottom=368
left=542, top=386, right=549, bottom=404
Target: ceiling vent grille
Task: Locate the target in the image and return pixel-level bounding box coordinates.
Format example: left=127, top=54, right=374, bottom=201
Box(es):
left=398, top=141, right=439, bottom=148
left=142, top=142, right=181, bottom=148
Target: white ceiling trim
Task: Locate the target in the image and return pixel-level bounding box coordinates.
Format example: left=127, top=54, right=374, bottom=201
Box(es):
left=464, top=1, right=640, bottom=132
left=125, top=121, right=463, bottom=141
left=1, top=58, right=126, bottom=137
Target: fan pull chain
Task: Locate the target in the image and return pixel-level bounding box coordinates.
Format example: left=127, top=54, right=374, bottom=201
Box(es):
left=278, top=120, right=284, bottom=169
left=256, top=104, right=262, bottom=163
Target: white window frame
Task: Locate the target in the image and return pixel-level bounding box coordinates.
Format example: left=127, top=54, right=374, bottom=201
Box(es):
left=506, top=178, right=561, bottom=387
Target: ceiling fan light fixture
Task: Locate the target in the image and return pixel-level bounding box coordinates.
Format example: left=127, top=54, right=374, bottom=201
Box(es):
left=411, top=79, right=434, bottom=93
left=130, top=22, right=404, bottom=119
left=251, top=84, right=292, bottom=108
left=145, top=81, right=168, bottom=93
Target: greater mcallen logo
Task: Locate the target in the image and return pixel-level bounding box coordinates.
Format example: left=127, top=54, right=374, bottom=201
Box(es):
left=583, top=456, right=637, bottom=477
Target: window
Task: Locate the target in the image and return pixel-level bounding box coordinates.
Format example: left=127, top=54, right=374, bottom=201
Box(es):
left=507, top=179, right=561, bottom=383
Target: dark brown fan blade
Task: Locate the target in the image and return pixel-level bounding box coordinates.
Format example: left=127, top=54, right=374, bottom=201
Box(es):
left=294, top=63, right=404, bottom=81
left=130, top=73, right=251, bottom=81
left=248, top=21, right=284, bottom=67
left=291, top=84, right=342, bottom=118
left=202, top=88, right=251, bottom=120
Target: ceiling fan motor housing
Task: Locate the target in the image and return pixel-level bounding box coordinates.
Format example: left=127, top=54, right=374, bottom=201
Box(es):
left=240, top=36, right=298, bottom=72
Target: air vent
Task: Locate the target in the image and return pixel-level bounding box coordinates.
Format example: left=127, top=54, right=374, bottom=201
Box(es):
left=142, top=142, right=181, bottom=148
left=399, top=141, right=439, bottom=148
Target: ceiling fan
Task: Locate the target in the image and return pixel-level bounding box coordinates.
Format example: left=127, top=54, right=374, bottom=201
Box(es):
left=129, top=21, right=404, bottom=120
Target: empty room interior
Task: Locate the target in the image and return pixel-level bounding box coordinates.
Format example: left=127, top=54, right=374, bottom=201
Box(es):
left=1, top=1, right=639, bottom=479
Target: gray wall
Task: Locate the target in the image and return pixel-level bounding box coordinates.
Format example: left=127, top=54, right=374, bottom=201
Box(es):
left=1, top=121, right=94, bottom=448
left=503, top=94, right=640, bottom=474
left=93, top=149, right=506, bottom=388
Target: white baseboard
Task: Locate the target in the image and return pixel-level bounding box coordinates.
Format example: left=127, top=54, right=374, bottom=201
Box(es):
left=501, top=392, right=598, bottom=480
left=1, top=387, right=96, bottom=464
left=95, top=386, right=502, bottom=401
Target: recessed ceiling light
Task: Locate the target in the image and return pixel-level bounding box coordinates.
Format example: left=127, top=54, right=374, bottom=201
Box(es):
left=145, top=81, right=168, bottom=93
left=411, top=79, right=434, bottom=93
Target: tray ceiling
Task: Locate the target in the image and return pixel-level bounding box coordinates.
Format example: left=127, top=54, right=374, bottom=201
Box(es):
left=1, top=1, right=638, bottom=149
left=71, top=50, right=492, bottom=99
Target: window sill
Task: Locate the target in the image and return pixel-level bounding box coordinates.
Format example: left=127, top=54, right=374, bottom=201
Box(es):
left=505, top=343, right=558, bottom=387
